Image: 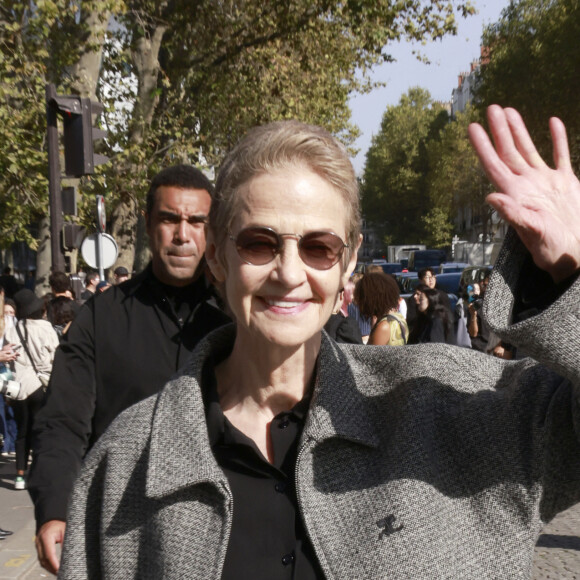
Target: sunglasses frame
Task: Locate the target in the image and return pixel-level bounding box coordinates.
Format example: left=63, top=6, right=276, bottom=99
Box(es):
left=229, top=226, right=349, bottom=270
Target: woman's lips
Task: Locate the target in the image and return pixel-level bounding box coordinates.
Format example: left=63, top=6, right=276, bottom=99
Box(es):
left=261, top=297, right=311, bottom=314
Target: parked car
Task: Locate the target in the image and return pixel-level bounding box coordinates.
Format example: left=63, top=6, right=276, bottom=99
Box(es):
left=407, top=249, right=447, bottom=272
left=380, top=262, right=403, bottom=275
left=439, top=262, right=470, bottom=274
left=395, top=271, right=418, bottom=293
left=435, top=272, right=463, bottom=295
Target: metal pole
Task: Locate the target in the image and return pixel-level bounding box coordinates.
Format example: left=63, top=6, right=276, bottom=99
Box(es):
left=46, top=84, right=65, bottom=272
left=96, top=232, right=105, bottom=280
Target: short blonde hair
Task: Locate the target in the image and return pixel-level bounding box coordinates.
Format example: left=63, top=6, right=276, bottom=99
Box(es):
left=209, top=120, right=360, bottom=261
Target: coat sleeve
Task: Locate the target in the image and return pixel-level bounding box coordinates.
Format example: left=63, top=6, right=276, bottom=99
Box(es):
left=57, top=445, right=106, bottom=580
left=28, top=303, right=97, bottom=528
left=484, top=228, right=580, bottom=522
left=484, top=228, right=580, bottom=387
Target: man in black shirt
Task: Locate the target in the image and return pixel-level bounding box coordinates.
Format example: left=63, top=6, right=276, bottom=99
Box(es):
left=29, top=165, right=229, bottom=575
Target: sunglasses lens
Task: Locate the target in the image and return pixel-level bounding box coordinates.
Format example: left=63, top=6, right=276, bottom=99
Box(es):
left=300, top=232, right=345, bottom=269
left=235, top=228, right=279, bottom=265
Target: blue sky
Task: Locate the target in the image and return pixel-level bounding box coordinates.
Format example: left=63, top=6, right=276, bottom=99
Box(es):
left=349, top=0, right=510, bottom=175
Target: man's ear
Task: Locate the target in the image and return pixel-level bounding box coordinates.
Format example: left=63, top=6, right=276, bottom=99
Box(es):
left=205, top=231, right=226, bottom=283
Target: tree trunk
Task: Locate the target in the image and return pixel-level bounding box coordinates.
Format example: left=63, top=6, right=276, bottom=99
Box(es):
left=134, top=212, right=151, bottom=275
left=69, top=7, right=111, bottom=99
left=109, top=22, right=168, bottom=275
left=109, top=193, right=138, bottom=280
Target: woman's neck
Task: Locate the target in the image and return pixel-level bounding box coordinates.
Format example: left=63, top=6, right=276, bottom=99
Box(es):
left=215, top=331, right=320, bottom=419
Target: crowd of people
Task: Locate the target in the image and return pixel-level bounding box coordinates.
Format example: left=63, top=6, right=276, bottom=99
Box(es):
left=0, top=105, right=577, bottom=579
left=0, top=266, right=134, bottom=492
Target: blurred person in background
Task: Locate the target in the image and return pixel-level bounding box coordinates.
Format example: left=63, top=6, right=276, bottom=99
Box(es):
left=409, top=286, right=456, bottom=346
left=0, top=291, right=19, bottom=458
left=347, top=272, right=372, bottom=342
left=5, top=290, right=59, bottom=490
left=468, top=273, right=491, bottom=352
left=50, top=296, right=78, bottom=341
left=113, top=266, right=130, bottom=284
left=354, top=272, right=408, bottom=345
left=96, top=280, right=112, bottom=293
left=323, top=285, right=363, bottom=344
left=80, top=272, right=100, bottom=301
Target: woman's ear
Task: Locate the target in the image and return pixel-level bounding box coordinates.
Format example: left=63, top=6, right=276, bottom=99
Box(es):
left=205, top=231, right=226, bottom=283
left=342, top=233, right=362, bottom=287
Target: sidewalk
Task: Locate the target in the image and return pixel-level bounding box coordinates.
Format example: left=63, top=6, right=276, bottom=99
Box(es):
left=0, top=456, right=48, bottom=579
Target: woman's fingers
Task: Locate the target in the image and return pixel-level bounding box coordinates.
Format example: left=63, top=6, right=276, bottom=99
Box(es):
left=504, top=108, right=545, bottom=169
left=549, top=117, right=572, bottom=171
left=485, top=105, right=530, bottom=176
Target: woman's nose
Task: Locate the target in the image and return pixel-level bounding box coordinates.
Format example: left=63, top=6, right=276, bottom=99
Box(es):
left=271, top=239, right=307, bottom=287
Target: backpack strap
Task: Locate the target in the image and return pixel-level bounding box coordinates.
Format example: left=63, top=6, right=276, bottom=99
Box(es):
left=386, top=313, right=408, bottom=344
left=14, top=320, right=40, bottom=375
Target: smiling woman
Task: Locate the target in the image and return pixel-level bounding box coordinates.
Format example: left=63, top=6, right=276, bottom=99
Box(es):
left=60, top=110, right=580, bottom=580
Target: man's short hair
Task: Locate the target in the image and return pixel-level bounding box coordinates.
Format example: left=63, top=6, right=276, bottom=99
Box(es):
left=49, top=271, right=72, bottom=294
left=114, top=266, right=129, bottom=277
left=85, top=271, right=100, bottom=285
left=418, top=267, right=436, bottom=281
left=146, top=165, right=214, bottom=217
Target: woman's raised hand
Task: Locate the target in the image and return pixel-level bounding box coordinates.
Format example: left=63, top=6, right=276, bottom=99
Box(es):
left=468, top=105, right=580, bottom=283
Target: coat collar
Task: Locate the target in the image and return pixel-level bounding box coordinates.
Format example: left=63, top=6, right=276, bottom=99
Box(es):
left=145, top=325, right=379, bottom=499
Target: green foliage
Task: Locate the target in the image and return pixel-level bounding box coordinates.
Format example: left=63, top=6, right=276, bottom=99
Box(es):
left=0, top=0, right=475, bottom=259
left=425, top=106, right=494, bottom=244
left=422, top=207, right=454, bottom=248
left=361, top=88, right=449, bottom=244
left=475, top=0, right=580, bottom=172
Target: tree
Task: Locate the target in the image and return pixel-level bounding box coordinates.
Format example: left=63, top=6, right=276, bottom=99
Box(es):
left=1, top=0, right=476, bottom=275
left=361, top=88, right=448, bottom=245
left=424, top=106, right=494, bottom=246
left=475, top=0, right=580, bottom=173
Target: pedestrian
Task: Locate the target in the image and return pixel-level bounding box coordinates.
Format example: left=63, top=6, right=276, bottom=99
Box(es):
left=95, top=280, right=111, bottom=293
left=0, top=292, right=18, bottom=457
left=46, top=272, right=80, bottom=324
left=0, top=268, right=19, bottom=299
left=79, top=271, right=99, bottom=301
left=4, top=289, right=59, bottom=490
left=467, top=271, right=492, bottom=351
left=408, top=286, right=456, bottom=345
left=49, top=296, right=78, bottom=341
left=113, top=266, right=129, bottom=284
left=59, top=108, right=580, bottom=578
left=29, top=164, right=230, bottom=575
left=354, top=271, right=408, bottom=345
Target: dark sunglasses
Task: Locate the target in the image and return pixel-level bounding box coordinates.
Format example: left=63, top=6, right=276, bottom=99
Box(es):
left=229, top=226, right=349, bottom=270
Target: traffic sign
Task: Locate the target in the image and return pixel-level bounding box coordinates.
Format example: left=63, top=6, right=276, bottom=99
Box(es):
left=81, top=233, right=118, bottom=269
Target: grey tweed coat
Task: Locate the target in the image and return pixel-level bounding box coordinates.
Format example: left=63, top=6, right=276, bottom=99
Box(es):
left=59, top=231, right=580, bottom=579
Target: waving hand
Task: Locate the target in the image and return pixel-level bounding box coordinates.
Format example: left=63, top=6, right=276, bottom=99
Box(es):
left=468, top=105, right=580, bottom=283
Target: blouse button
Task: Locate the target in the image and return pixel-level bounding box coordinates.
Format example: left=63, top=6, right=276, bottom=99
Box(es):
left=281, top=553, right=294, bottom=566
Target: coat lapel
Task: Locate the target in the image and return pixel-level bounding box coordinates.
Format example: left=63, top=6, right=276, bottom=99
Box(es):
left=305, top=333, right=380, bottom=449
left=145, top=325, right=237, bottom=499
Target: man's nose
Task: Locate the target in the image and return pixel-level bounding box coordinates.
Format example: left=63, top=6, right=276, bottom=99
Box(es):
left=174, top=219, right=192, bottom=242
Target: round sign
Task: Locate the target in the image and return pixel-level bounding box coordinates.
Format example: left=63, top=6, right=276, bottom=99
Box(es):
left=81, top=233, right=118, bottom=269
left=96, top=195, right=106, bottom=233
